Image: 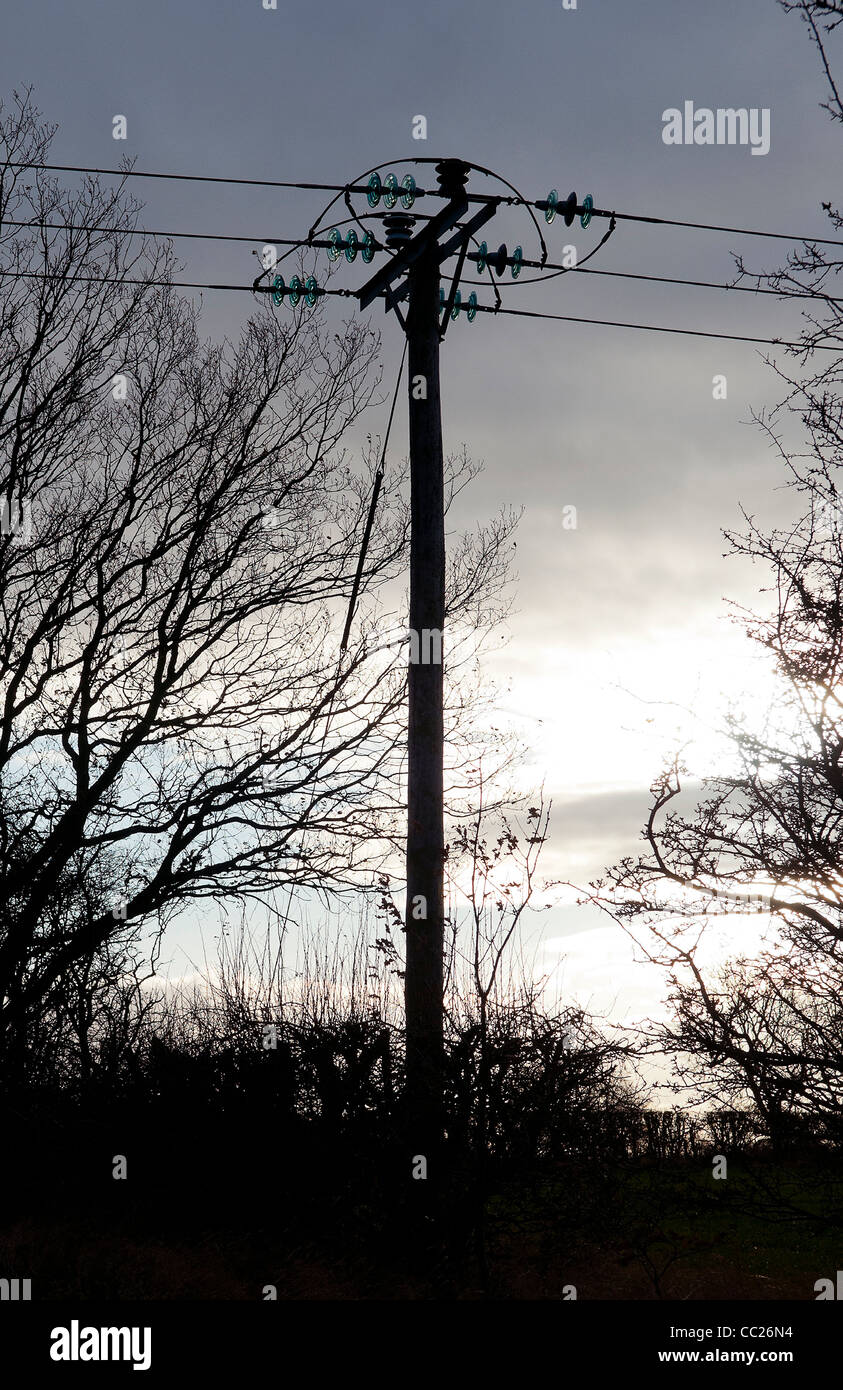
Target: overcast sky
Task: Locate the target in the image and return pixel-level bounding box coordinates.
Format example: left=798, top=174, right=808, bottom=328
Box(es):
left=2, top=0, right=836, bottom=1042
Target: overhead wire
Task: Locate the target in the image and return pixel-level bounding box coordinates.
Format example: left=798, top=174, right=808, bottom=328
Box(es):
left=0, top=265, right=837, bottom=351
left=6, top=157, right=843, bottom=340
left=3, top=212, right=838, bottom=306
left=6, top=159, right=843, bottom=247
left=339, top=337, right=408, bottom=654
left=470, top=300, right=839, bottom=351
left=268, top=338, right=408, bottom=939
left=0, top=213, right=391, bottom=252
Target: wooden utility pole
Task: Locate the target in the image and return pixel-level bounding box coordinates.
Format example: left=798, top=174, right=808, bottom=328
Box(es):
left=356, top=160, right=497, bottom=1193
left=404, top=237, right=446, bottom=1175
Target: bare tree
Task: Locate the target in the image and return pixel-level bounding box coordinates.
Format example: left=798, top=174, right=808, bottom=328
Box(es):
left=0, top=91, right=516, bottom=1078
left=580, top=1, right=843, bottom=1143
left=447, top=783, right=554, bottom=1162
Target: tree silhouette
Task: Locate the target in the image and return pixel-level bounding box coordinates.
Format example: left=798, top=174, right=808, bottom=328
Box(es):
left=0, top=91, right=515, bottom=1076
left=589, top=4, right=843, bottom=1139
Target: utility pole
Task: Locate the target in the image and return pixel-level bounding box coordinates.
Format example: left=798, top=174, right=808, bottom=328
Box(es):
left=356, top=161, right=499, bottom=1201
left=404, top=233, right=446, bottom=1178
left=261, top=153, right=598, bottom=1265
left=358, top=160, right=497, bottom=1192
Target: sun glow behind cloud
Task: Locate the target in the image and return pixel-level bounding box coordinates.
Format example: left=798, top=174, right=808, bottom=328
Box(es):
left=467, top=595, right=798, bottom=1036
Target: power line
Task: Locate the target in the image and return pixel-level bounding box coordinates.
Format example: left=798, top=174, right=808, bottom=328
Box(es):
left=600, top=205, right=843, bottom=247
left=0, top=265, right=837, bottom=352
left=471, top=301, right=839, bottom=351
left=0, top=214, right=391, bottom=251
left=6, top=215, right=839, bottom=307
left=568, top=264, right=843, bottom=305
left=6, top=160, right=843, bottom=249
left=470, top=256, right=843, bottom=306
left=4, top=160, right=375, bottom=195
left=340, top=338, right=408, bottom=654
left=0, top=266, right=355, bottom=298
left=0, top=216, right=319, bottom=249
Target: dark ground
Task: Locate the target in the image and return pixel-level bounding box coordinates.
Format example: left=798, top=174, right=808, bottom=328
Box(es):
left=2, top=1104, right=839, bottom=1299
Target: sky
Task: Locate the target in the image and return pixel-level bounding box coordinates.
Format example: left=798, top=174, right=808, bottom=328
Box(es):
left=2, top=0, right=837, bottom=1050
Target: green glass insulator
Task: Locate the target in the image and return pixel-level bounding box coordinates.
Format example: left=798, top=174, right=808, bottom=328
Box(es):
left=287, top=275, right=301, bottom=308
left=511, top=245, right=523, bottom=279
left=272, top=274, right=285, bottom=306
left=580, top=194, right=594, bottom=229
left=400, top=173, right=416, bottom=209
left=344, top=229, right=358, bottom=262
left=383, top=173, right=399, bottom=209
left=545, top=188, right=558, bottom=224
left=327, top=228, right=342, bottom=262
left=367, top=173, right=382, bottom=208
left=361, top=229, right=375, bottom=264
left=466, top=291, right=478, bottom=322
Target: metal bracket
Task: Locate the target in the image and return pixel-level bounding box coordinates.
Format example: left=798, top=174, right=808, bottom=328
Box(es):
left=436, top=200, right=501, bottom=333
left=383, top=284, right=408, bottom=331
left=439, top=231, right=472, bottom=341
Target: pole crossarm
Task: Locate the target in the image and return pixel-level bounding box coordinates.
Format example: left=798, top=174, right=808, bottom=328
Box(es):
left=434, top=200, right=500, bottom=265
left=384, top=201, right=502, bottom=317
left=356, top=194, right=469, bottom=309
